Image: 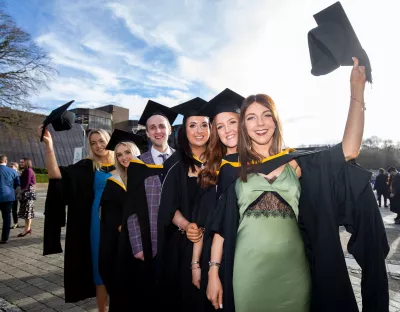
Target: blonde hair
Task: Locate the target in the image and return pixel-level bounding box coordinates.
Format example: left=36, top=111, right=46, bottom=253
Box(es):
left=87, top=129, right=114, bottom=170
left=114, top=141, right=141, bottom=186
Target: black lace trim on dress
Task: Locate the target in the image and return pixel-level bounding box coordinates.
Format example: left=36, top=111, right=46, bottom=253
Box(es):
left=243, top=191, right=295, bottom=219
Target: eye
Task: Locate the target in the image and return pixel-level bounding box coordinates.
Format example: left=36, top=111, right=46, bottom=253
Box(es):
left=230, top=120, right=237, bottom=124
left=246, top=116, right=255, bottom=121
left=125, top=150, right=131, bottom=155
left=189, top=124, right=196, bottom=128
left=160, top=124, right=166, bottom=129
left=217, top=125, right=223, bottom=130
left=264, top=113, right=272, bottom=118
left=116, top=153, right=122, bottom=157
left=202, top=122, right=208, bottom=128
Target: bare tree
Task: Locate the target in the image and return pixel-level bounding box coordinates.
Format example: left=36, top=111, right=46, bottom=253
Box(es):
left=0, top=8, right=57, bottom=115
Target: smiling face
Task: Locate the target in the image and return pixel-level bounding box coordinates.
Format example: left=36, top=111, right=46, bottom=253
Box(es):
left=215, top=112, right=239, bottom=149
left=244, top=102, right=276, bottom=150
left=185, top=116, right=210, bottom=148
left=146, top=115, right=171, bottom=149
left=89, top=133, right=109, bottom=158
left=115, top=143, right=134, bottom=168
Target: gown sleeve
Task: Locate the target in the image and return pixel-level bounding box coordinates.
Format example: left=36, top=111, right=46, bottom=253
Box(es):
left=298, top=143, right=389, bottom=312
left=43, top=165, right=71, bottom=255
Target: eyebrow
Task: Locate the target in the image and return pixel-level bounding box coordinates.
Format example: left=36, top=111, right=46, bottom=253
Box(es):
left=216, top=118, right=236, bottom=126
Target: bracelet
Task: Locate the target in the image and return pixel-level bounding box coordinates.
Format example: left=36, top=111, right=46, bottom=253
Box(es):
left=209, top=261, right=221, bottom=268
left=177, top=217, right=186, bottom=234
left=350, top=97, right=366, bottom=111
left=191, top=261, right=199, bottom=265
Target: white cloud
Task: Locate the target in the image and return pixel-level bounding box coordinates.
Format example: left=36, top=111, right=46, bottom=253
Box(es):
left=28, top=0, right=399, bottom=146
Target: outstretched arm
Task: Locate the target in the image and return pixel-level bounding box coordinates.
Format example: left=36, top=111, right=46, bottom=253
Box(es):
left=38, top=126, right=62, bottom=179
left=342, top=57, right=367, bottom=161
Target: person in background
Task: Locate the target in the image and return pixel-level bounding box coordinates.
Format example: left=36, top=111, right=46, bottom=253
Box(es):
left=17, top=158, right=36, bottom=237
left=388, top=167, right=400, bottom=224
left=0, top=154, right=20, bottom=244
left=8, top=162, right=20, bottom=228
left=374, top=168, right=389, bottom=208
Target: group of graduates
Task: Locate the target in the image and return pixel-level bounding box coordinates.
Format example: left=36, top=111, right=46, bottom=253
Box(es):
left=38, top=55, right=391, bottom=312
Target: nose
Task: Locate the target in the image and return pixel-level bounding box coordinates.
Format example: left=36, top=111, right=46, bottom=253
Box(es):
left=256, top=117, right=265, bottom=127
left=195, top=125, right=204, bottom=133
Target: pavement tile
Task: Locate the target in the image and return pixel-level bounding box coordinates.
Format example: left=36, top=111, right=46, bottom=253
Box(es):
left=32, top=292, right=57, bottom=303
left=63, top=307, right=86, bottom=312
left=0, top=285, right=14, bottom=295
left=24, top=302, right=51, bottom=312
left=1, top=290, right=27, bottom=303
left=18, top=284, right=45, bottom=297
left=45, top=297, right=69, bottom=309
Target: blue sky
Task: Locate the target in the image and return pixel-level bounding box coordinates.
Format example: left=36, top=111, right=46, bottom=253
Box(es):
left=4, top=0, right=400, bottom=146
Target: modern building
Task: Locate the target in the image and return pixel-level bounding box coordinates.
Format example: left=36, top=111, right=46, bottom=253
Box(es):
left=0, top=104, right=140, bottom=168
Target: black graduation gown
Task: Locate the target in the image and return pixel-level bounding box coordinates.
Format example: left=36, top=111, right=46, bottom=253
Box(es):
left=157, top=155, right=207, bottom=311
left=113, top=159, right=165, bottom=311
left=43, top=159, right=115, bottom=303
left=209, top=144, right=389, bottom=312
left=98, top=176, right=126, bottom=311
left=390, top=173, right=400, bottom=213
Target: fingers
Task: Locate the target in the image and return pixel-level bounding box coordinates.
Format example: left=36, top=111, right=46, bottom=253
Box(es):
left=189, top=223, right=199, bottom=229
left=212, top=299, right=219, bottom=310
left=218, top=290, right=223, bottom=309
left=352, top=56, right=359, bottom=68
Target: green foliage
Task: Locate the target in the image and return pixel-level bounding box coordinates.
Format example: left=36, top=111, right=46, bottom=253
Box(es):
left=33, top=167, right=48, bottom=174
left=35, top=173, right=48, bottom=183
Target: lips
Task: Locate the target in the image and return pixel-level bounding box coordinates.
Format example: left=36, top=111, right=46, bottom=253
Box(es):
left=255, top=130, right=268, bottom=136
left=226, top=134, right=236, bottom=140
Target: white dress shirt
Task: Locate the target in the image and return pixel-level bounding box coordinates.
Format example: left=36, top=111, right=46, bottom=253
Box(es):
left=151, top=146, right=172, bottom=165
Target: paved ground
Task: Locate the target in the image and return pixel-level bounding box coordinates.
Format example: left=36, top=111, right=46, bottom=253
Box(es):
left=1, top=184, right=400, bottom=311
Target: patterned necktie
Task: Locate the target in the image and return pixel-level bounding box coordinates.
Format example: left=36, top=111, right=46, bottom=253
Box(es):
left=158, top=154, right=167, bottom=164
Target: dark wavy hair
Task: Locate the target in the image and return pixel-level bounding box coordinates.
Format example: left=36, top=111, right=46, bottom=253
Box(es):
left=177, top=116, right=210, bottom=173
left=238, top=94, right=284, bottom=182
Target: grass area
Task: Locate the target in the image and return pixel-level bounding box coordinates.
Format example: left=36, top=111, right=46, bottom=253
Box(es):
left=36, top=174, right=49, bottom=183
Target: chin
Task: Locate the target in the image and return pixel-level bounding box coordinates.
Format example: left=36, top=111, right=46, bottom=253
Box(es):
left=191, top=141, right=207, bottom=148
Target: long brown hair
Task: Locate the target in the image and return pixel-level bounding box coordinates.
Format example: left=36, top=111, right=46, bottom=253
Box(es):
left=238, top=94, right=284, bottom=182
left=21, top=157, right=33, bottom=169
left=198, top=114, right=239, bottom=188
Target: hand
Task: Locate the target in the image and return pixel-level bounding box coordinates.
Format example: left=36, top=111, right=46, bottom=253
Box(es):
left=117, top=225, right=122, bottom=232
left=37, top=125, right=53, bottom=147
left=350, top=57, right=366, bottom=92
left=134, top=251, right=144, bottom=261
left=192, top=267, right=201, bottom=289
left=186, top=223, right=203, bottom=243
left=207, top=274, right=223, bottom=310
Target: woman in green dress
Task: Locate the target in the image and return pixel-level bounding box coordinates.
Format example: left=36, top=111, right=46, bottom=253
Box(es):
left=206, top=57, right=369, bottom=312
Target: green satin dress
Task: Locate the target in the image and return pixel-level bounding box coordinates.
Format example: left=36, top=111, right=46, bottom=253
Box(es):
left=233, top=165, right=311, bottom=312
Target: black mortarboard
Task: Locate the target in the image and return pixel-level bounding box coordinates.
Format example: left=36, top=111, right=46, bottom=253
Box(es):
left=41, top=100, right=75, bottom=142
left=198, top=88, right=244, bottom=120
left=138, top=100, right=178, bottom=126
left=171, top=97, right=208, bottom=117
left=106, top=129, right=143, bottom=151
left=308, top=1, right=372, bottom=83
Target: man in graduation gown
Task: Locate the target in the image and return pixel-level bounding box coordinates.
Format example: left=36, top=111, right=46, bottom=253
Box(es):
left=127, top=100, right=177, bottom=262
left=209, top=145, right=389, bottom=312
